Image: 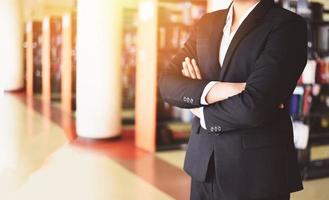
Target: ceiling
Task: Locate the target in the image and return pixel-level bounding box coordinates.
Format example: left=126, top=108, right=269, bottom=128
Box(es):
left=23, top=0, right=138, bottom=21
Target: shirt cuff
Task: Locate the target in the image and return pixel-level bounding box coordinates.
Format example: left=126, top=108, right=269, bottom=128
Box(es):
left=200, top=81, right=218, bottom=105
left=200, top=107, right=207, bottom=129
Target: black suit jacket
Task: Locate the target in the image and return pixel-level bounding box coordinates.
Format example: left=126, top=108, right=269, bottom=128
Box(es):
left=159, top=0, right=307, bottom=199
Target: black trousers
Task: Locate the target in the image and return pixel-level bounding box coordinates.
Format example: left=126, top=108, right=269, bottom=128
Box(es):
left=190, top=154, right=290, bottom=200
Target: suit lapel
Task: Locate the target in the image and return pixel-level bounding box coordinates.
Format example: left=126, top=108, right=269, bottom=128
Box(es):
left=197, top=9, right=228, bottom=80
left=218, top=0, right=275, bottom=81
left=209, top=9, right=229, bottom=74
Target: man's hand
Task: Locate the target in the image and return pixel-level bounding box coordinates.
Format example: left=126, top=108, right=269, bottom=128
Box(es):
left=180, top=57, right=284, bottom=114
left=182, top=57, right=202, bottom=80
left=190, top=108, right=201, bottom=118
left=181, top=57, right=247, bottom=103
left=181, top=57, right=202, bottom=118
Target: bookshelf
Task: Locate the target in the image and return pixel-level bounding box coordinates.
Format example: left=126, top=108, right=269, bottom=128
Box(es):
left=25, top=21, right=33, bottom=97
left=25, top=21, right=43, bottom=97
left=40, top=16, right=64, bottom=104
left=25, top=15, right=77, bottom=113
left=122, top=8, right=138, bottom=124
left=50, top=17, right=63, bottom=102
left=136, top=0, right=207, bottom=152
left=281, top=0, right=329, bottom=180
left=42, top=17, right=51, bottom=103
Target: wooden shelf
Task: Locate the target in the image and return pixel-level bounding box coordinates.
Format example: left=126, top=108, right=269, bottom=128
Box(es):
left=25, top=14, right=77, bottom=113
left=135, top=0, right=206, bottom=152
left=25, top=21, right=42, bottom=96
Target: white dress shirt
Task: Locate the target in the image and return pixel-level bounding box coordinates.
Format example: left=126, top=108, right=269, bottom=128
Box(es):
left=199, top=1, right=260, bottom=129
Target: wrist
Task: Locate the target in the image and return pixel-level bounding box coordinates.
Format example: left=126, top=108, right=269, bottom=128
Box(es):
left=206, top=82, right=223, bottom=104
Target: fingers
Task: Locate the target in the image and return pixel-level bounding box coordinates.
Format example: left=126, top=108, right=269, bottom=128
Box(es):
left=181, top=57, right=202, bottom=80
left=235, top=82, right=246, bottom=92
left=185, top=57, right=197, bottom=79
left=191, top=59, right=202, bottom=79
left=240, top=83, right=246, bottom=91
left=182, top=61, right=190, bottom=78
left=242, top=82, right=246, bottom=89
left=238, top=83, right=284, bottom=110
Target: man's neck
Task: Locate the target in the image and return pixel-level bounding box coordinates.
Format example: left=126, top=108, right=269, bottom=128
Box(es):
left=232, top=0, right=260, bottom=24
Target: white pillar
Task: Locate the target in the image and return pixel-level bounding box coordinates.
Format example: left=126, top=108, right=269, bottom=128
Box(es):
left=76, top=0, right=123, bottom=138
left=207, top=0, right=232, bottom=12
left=0, top=0, right=23, bottom=91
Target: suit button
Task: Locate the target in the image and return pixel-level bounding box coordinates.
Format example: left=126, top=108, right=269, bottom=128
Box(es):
left=215, top=126, right=222, bottom=136
left=210, top=127, right=214, bottom=132
left=190, top=98, right=194, bottom=104
left=214, top=127, right=218, bottom=132
left=183, top=97, right=187, bottom=102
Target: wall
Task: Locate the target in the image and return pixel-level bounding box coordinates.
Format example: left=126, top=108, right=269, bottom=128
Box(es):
left=23, top=0, right=138, bottom=21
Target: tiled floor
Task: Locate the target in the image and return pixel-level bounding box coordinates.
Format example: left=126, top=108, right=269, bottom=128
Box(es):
left=0, top=94, right=68, bottom=199
left=8, top=145, right=172, bottom=200
left=0, top=93, right=329, bottom=200
left=0, top=93, right=187, bottom=200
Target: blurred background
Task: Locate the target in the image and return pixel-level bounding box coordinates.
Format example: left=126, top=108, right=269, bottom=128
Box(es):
left=0, top=0, right=329, bottom=199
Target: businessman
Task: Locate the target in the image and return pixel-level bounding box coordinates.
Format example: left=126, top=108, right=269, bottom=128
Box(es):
left=159, top=0, right=308, bottom=199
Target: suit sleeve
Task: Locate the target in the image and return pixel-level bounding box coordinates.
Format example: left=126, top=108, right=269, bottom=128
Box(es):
left=203, top=17, right=308, bottom=133
left=158, top=15, right=210, bottom=109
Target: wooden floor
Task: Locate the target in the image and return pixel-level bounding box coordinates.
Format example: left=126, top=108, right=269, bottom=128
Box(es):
left=0, top=92, right=328, bottom=200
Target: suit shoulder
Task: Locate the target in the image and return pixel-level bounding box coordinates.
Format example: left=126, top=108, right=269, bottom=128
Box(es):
left=268, top=5, right=306, bottom=25
left=199, top=9, right=227, bottom=23
left=204, top=9, right=227, bottom=18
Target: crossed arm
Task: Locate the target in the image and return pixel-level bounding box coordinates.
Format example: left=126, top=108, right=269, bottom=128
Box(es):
left=181, top=57, right=246, bottom=118
left=159, top=17, right=308, bottom=133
